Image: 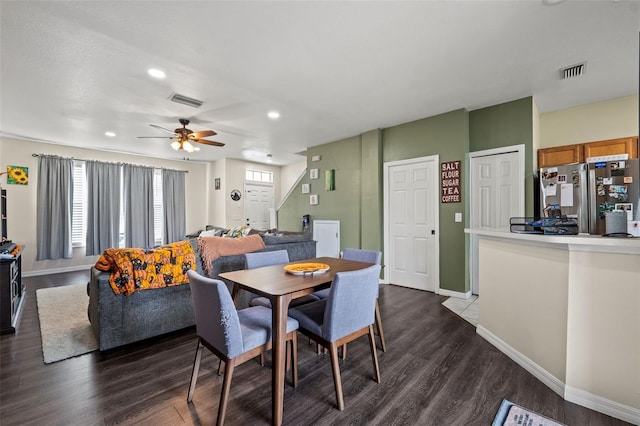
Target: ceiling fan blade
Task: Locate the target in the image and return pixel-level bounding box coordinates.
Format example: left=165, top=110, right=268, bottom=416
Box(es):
left=194, top=139, right=225, bottom=147
left=189, top=130, right=216, bottom=138
left=137, top=136, right=176, bottom=139
left=149, top=124, right=177, bottom=135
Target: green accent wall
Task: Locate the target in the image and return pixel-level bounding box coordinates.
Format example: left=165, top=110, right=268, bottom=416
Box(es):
left=382, top=109, right=469, bottom=293
left=278, top=98, right=535, bottom=295
left=469, top=97, right=535, bottom=215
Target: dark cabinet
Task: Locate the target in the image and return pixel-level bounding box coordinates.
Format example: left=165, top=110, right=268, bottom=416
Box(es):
left=1, top=247, right=24, bottom=334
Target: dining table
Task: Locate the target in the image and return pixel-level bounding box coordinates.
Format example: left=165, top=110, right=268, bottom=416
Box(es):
left=218, top=256, right=375, bottom=426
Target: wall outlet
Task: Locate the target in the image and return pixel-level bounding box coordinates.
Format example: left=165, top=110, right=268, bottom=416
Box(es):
left=455, top=212, right=462, bottom=223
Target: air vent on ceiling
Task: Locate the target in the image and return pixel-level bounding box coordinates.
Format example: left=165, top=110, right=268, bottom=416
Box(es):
left=560, top=62, right=587, bottom=80
left=169, top=92, right=203, bottom=108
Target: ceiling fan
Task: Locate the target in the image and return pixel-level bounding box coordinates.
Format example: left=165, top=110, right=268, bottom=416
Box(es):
left=138, top=118, right=225, bottom=152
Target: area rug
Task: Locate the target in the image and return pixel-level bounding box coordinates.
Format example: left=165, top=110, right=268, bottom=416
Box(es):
left=36, top=283, right=98, bottom=364
left=492, top=399, right=565, bottom=426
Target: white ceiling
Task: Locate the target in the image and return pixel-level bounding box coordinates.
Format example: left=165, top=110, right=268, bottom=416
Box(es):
left=1, top=1, right=638, bottom=165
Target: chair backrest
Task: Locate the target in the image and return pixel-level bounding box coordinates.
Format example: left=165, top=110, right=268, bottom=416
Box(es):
left=322, top=264, right=382, bottom=342
left=245, top=249, right=290, bottom=269
left=342, top=248, right=382, bottom=265
left=187, top=270, right=244, bottom=358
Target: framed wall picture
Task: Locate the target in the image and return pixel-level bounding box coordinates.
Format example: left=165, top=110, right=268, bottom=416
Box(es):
left=214, top=177, right=220, bottom=190
left=302, top=183, right=310, bottom=194
left=310, top=168, right=319, bottom=179
left=310, top=194, right=318, bottom=205
left=325, top=169, right=335, bottom=191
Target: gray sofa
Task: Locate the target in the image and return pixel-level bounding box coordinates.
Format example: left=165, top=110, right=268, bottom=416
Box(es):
left=87, top=233, right=316, bottom=351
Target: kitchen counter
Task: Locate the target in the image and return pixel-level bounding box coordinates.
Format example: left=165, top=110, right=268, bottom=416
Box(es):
left=465, top=228, right=639, bottom=425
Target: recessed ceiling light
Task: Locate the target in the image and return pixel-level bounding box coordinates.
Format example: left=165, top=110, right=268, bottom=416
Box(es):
left=104, top=131, right=116, bottom=137
left=148, top=68, right=166, bottom=79
left=267, top=111, right=280, bottom=119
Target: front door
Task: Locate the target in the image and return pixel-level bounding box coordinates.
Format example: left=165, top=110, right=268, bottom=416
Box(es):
left=244, top=183, right=274, bottom=230
left=384, top=155, right=439, bottom=292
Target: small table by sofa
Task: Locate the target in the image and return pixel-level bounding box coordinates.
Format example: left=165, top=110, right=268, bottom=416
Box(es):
left=219, top=256, right=374, bottom=426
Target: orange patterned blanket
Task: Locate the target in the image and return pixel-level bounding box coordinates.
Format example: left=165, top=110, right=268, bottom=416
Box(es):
left=95, top=241, right=196, bottom=296
left=197, top=234, right=266, bottom=276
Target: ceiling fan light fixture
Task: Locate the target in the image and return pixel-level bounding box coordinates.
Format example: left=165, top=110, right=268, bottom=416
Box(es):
left=183, top=141, right=195, bottom=153
left=170, top=141, right=181, bottom=150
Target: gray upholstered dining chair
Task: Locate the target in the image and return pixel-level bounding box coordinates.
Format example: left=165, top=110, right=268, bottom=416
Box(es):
left=288, top=264, right=382, bottom=411
left=186, top=269, right=299, bottom=426
left=313, top=248, right=386, bottom=353
left=245, top=250, right=320, bottom=308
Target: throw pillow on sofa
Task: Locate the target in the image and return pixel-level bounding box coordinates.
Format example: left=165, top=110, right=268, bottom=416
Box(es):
left=199, top=228, right=224, bottom=237
left=225, top=225, right=251, bottom=238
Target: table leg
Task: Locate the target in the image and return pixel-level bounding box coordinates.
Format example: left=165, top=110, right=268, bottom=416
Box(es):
left=231, top=283, right=240, bottom=308
left=271, top=293, right=292, bottom=426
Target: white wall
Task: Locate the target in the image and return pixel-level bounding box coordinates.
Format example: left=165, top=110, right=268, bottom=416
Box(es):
left=0, top=137, right=208, bottom=275
left=539, top=94, right=638, bottom=148
left=209, top=159, right=227, bottom=227
left=279, top=159, right=306, bottom=204
left=222, top=158, right=283, bottom=229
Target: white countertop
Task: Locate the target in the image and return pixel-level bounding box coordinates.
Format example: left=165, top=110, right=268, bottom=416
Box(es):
left=465, top=228, right=640, bottom=255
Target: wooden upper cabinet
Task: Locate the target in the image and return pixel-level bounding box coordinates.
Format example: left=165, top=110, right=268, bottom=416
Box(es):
left=538, top=136, right=639, bottom=168
left=538, top=143, right=583, bottom=168
left=583, top=136, right=638, bottom=160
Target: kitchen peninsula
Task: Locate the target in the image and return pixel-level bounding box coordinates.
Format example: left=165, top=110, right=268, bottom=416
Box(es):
left=466, top=229, right=639, bottom=425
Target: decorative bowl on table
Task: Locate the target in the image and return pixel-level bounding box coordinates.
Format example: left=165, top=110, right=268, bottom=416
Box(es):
left=284, top=263, right=330, bottom=275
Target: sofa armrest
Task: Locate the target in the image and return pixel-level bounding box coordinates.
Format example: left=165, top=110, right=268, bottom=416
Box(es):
left=88, top=267, right=125, bottom=350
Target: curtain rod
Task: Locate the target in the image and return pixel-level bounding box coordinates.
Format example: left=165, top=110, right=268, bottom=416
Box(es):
left=31, top=153, right=189, bottom=173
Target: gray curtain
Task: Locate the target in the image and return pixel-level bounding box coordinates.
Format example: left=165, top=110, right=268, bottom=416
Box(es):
left=36, top=155, right=73, bottom=260
left=85, top=161, right=121, bottom=255
left=123, top=164, right=154, bottom=248
left=162, top=169, right=186, bottom=243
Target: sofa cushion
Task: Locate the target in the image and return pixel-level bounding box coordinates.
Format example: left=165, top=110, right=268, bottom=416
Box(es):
left=261, top=232, right=312, bottom=245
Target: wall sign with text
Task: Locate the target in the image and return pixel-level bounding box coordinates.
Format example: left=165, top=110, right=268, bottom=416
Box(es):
left=441, top=161, right=461, bottom=203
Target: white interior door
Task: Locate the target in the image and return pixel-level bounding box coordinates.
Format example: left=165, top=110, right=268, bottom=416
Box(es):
left=469, top=145, right=525, bottom=294
left=244, top=183, right=274, bottom=230
left=384, top=156, right=439, bottom=292
left=313, top=220, right=340, bottom=258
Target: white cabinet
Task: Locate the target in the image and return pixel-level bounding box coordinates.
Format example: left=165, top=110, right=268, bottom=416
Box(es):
left=312, top=220, right=340, bottom=258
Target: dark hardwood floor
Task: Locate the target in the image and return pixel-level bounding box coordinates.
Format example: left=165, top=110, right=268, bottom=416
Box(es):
left=0, top=271, right=628, bottom=425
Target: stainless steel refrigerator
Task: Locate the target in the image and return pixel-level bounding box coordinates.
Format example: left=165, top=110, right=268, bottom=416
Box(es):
left=539, top=163, right=589, bottom=234
left=588, top=158, right=640, bottom=235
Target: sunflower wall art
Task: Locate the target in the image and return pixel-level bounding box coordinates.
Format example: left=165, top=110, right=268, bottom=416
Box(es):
left=7, top=166, right=29, bottom=185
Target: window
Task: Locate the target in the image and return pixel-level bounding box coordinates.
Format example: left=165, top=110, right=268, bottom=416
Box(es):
left=153, top=169, right=163, bottom=246
left=245, top=169, right=273, bottom=183
left=72, top=163, right=165, bottom=248
left=71, top=161, right=86, bottom=247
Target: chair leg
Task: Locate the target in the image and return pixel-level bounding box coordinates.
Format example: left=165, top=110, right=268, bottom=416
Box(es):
left=217, top=359, right=223, bottom=376
left=217, top=358, right=236, bottom=426
left=375, top=299, right=387, bottom=352
left=260, top=353, right=265, bottom=367
left=187, top=340, right=204, bottom=402
left=341, top=344, right=347, bottom=360
left=291, top=332, right=298, bottom=388
left=328, top=342, right=345, bottom=410
left=368, top=325, right=381, bottom=383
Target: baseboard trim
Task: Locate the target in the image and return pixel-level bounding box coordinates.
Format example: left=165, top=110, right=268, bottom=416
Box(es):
left=438, top=288, right=472, bottom=299
left=477, top=325, right=639, bottom=425
left=23, top=265, right=92, bottom=278
left=476, top=325, right=565, bottom=398
left=565, top=385, right=640, bottom=425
